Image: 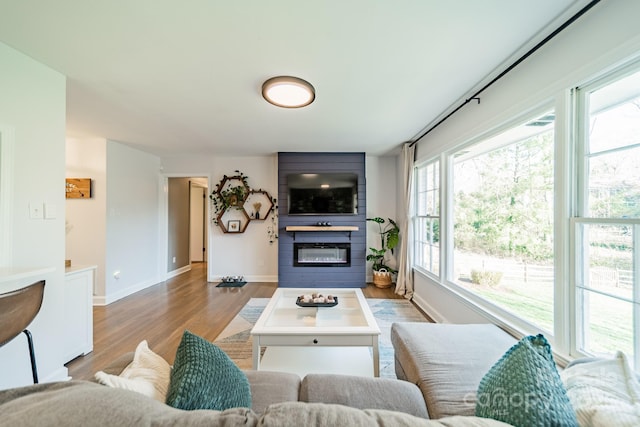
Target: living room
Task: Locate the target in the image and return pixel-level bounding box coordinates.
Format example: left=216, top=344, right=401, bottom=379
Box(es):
left=1, top=1, right=639, bottom=411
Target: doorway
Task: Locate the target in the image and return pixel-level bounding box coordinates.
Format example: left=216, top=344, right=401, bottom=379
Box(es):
left=162, top=175, right=210, bottom=280
left=190, top=181, right=207, bottom=263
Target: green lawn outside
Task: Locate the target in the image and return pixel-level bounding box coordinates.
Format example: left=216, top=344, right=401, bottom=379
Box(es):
left=463, top=276, right=633, bottom=358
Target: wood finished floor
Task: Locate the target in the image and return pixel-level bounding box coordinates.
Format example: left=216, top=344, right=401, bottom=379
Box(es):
left=66, top=262, right=413, bottom=381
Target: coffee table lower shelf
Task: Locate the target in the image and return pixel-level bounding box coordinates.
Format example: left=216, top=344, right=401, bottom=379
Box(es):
left=258, top=346, right=374, bottom=378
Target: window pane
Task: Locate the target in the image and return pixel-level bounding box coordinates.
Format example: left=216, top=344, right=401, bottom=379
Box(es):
left=576, top=221, right=636, bottom=365
left=578, top=290, right=634, bottom=362
left=583, top=223, right=633, bottom=300
left=588, top=146, right=640, bottom=219
left=586, top=69, right=640, bottom=219
left=416, top=162, right=439, bottom=216
left=588, top=69, right=640, bottom=154
left=414, top=161, right=440, bottom=275
left=415, top=217, right=440, bottom=274
left=453, top=113, right=554, bottom=332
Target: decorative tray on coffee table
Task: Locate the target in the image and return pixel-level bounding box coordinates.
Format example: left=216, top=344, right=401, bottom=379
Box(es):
left=295, top=296, right=338, bottom=308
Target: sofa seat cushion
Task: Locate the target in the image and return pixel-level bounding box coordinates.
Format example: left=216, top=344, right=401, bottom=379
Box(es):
left=391, top=323, right=516, bottom=419
left=244, top=370, right=301, bottom=414
left=300, top=373, right=429, bottom=418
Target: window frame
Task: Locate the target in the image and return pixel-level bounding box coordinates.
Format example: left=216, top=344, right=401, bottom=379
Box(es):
left=445, top=106, right=559, bottom=336
left=413, top=158, right=441, bottom=278
left=571, top=59, right=640, bottom=364
left=409, top=53, right=640, bottom=367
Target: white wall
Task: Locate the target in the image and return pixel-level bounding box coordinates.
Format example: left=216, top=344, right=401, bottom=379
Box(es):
left=0, top=41, right=67, bottom=388
left=210, top=156, right=279, bottom=281
left=365, top=155, right=398, bottom=280
left=65, top=138, right=107, bottom=295
left=412, top=1, right=640, bottom=324
left=102, top=141, right=161, bottom=304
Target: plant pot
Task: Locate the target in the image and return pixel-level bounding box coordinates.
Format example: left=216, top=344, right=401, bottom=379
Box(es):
left=372, top=269, right=393, bottom=288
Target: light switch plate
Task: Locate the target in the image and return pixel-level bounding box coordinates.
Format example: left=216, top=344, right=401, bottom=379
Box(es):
left=29, top=203, right=43, bottom=219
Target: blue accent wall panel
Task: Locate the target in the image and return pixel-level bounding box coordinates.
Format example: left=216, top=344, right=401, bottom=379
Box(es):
left=278, top=152, right=366, bottom=288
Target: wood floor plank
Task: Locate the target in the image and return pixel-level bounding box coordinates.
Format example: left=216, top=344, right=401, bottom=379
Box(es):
left=66, top=263, right=418, bottom=380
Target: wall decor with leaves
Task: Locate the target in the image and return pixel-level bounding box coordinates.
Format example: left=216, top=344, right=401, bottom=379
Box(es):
left=210, top=170, right=276, bottom=234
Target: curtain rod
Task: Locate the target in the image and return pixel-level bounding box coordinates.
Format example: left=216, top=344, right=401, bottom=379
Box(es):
left=409, top=0, right=601, bottom=148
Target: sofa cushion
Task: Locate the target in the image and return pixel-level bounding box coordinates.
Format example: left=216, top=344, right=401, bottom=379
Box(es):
left=244, top=370, right=301, bottom=414
left=165, top=330, right=252, bottom=411
left=94, top=340, right=171, bottom=402
left=476, top=334, right=577, bottom=427
left=390, top=322, right=516, bottom=418
left=300, top=373, right=429, bottom=418
left=561, top=351, right=640, bottom=426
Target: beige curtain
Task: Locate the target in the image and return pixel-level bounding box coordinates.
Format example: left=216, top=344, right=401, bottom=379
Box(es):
left=395, top=142, right=415, bottom=299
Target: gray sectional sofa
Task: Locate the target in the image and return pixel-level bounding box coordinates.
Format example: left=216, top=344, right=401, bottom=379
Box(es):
left=0, top=323, right=518, bottom=426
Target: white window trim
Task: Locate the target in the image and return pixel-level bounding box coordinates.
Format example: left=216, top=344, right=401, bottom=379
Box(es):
left=413, top=158, right=441, bottom=278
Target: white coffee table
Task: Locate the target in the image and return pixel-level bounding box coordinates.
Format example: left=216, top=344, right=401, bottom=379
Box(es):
left=251, top=288, right=381, bottom=377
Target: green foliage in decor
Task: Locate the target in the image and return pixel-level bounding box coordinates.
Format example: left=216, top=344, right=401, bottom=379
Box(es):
left=267, top=196, right=278, bottom=245
left=366, top=217, right=399, bottom=272
left=210, top=170, right=250, bottom=224
left=470, top=269, right=503, bottom=287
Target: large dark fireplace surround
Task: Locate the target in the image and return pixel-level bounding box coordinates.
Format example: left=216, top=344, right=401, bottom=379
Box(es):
left=278, top=152, right=366, bottom=288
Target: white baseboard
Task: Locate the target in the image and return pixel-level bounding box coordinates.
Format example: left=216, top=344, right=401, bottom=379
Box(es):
left=166, top=265, right=191, bottom=279
left=93, top=276, right=161, bottom=306
left=412, top=293, right=447, bottom=323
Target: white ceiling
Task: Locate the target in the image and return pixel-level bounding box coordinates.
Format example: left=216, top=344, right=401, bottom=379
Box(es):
left=0, top=1, right=590, bottom=157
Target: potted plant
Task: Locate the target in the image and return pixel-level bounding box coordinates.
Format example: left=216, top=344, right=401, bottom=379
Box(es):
left=210, top=171, right=250, bottom=225
left=366, top=217, right=400, bottom=288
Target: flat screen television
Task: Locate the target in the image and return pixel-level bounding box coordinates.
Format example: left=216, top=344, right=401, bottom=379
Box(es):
left=287, top=173, right=358, bottom=215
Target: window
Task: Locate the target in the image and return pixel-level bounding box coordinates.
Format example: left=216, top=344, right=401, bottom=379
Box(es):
left=452, top=112, right=555, bottom=332
left=574, top=65, right=640, bottom=366
left=414, top=160, right=440, bottom=276
left=409, top=54, right=640, bottom=367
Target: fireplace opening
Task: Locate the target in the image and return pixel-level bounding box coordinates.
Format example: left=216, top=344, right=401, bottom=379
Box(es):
left=294, top=243, right=350, bottom=267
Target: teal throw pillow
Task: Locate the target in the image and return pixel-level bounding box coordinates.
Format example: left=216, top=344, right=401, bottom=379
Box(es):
left=165, top=330, right=252, bottom=411
left=476, top=334, right=577, bottom=427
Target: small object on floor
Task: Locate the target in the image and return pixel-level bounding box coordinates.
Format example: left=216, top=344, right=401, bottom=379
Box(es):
left=216, top=280, right=247, bottom=288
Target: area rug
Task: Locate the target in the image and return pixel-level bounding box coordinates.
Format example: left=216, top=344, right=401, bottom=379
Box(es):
left=213, top=298, right=429, bottom=378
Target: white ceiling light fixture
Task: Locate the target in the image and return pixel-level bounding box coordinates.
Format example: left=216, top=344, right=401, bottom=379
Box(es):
left=262, top=76, right=315, bottom=108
